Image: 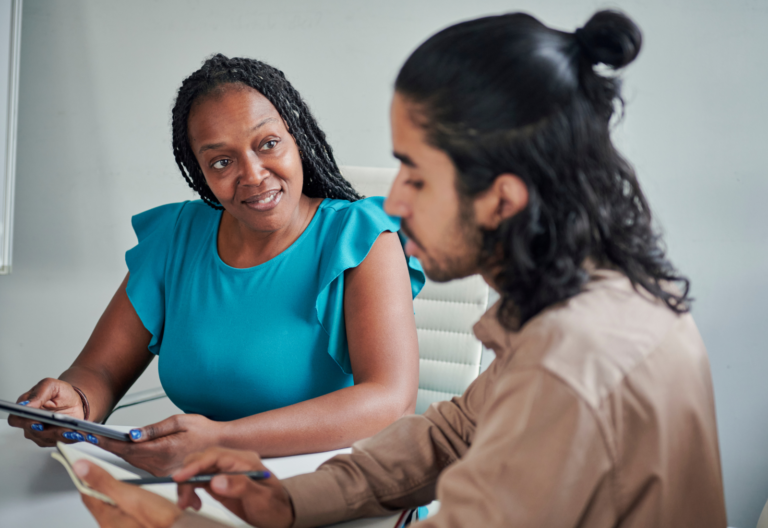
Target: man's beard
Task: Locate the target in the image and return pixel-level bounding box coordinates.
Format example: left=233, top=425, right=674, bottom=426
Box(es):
left=405, top=196, right=483, bottom=283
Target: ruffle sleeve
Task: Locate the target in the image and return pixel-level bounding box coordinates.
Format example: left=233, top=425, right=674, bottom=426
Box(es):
left=316, top=197, right=425, bottom=374
left=125, top=202, right=187, bottom=355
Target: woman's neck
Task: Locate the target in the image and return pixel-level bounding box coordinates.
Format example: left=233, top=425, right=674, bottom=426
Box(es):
left=217, top=195, right=323, bottom=268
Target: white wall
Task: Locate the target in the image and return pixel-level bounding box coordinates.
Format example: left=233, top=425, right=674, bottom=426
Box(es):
left=0, top=1, right=765, bottom=525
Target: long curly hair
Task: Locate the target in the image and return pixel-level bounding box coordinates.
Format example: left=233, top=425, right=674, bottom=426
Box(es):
left=396, top=10, right=691, bottom=328
left=171, top=54, right=361, bottom=209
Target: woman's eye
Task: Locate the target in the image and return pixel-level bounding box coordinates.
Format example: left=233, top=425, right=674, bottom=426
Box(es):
left=212, top=159, right=231, bottom=170
left=261, top=140, right=278, bottom=151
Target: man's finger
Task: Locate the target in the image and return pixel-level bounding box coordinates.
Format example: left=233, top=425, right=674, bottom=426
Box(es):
left=74, top=460, right=131, bottom=500
left=81, top=494, right=143, bottom=528
left=176, top=484, right=203, bottom=511
left=74, top=460, right=182, bottom=527
left=209, top=474, right=255, bottom=499
left=174, top=447, right=264, bottom=482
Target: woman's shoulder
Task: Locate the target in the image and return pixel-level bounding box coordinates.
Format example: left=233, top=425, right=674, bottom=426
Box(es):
left=131, top=200, right=217, bottom=241
left=312, top=196, right=423, bottom=294
left=317, top=196, right=400, bottom=233
left=321, top=196, right=386, bottom=212
left=133, top=199, right=216, bottom=223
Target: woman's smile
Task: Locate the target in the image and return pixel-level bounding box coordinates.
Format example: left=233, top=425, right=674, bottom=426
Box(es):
left=243, top=188, right=283, bottom=212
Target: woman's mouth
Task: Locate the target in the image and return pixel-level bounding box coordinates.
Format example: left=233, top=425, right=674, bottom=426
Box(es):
left=244, top=190, right=282, bottom=211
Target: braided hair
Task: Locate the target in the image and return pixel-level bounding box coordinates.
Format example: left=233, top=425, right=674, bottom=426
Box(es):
left=171, top=54, right=361, bottom=209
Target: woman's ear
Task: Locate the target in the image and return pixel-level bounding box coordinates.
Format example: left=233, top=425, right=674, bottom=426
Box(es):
left=473, top=174, right=529, bottom=229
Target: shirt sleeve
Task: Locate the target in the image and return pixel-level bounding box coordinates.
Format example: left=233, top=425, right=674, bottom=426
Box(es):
left=283, top=368, right=613, bottom=528
left=281, top=369, right=488, bottom=528
left=124, top=202, right=187, bottom=355
left=315, top=197, right=425, bottom=374
left=416, top=369, right=613, bottom=528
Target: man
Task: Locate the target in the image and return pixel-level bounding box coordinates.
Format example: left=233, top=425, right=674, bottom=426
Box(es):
left=73, top=9, right=726, bottom=528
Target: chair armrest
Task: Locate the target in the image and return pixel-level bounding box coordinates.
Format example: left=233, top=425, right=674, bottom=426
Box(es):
left=103, top=387, right=167, bottom=424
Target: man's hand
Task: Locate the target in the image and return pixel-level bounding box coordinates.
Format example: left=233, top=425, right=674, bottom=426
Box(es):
left=7, top=378, right=85, bottom=447
left=95, top=414, right=221, bottom=476
left=173, top=447, right=295, bottom=528
left=74, top=459, right=183, bottom=528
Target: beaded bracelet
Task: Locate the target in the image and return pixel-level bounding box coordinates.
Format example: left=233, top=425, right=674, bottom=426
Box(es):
left=71, top=385, right=90, bottom=421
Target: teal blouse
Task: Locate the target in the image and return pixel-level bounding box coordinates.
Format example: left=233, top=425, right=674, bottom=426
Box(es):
left=125, top=197, right=424, bottom=422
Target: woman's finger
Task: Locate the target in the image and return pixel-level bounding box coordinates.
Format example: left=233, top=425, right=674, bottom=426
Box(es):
left=127, top=415, right=184, bottom=444
left=92, top=435, right=124, bottom=453
left=26, top=378, right=63, bottom=408
left=7, top=413, right=30, bottom=429
left=22, top=426, right=58, bottom=447
left=60, top=430, right=87, bottom=443
left=7, top=397, right=37, bottom=429
left=8, top=395, right=73, bottom=437
left=17, top=420, right=70, bottom=446
left=95, top=435, right=176, bottom=476
left=97, top=434, right=164, bottom=458
left=14, top=391, right=32, bottom=405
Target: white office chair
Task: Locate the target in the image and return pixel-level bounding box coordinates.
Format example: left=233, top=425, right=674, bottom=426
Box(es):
left=108, top=166, right=490, bottom=421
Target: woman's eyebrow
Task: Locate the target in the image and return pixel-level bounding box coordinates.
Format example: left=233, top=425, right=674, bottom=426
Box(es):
left=197, top=117, right=279, bottom=155
left=251, top=117, right=278, bottom=131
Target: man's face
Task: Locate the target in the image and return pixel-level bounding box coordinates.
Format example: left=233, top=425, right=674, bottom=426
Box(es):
left=384, top=93, right=483, bottom=282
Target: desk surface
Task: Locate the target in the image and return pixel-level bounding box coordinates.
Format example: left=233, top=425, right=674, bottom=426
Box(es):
left=0, top=421, right=354, bottom=527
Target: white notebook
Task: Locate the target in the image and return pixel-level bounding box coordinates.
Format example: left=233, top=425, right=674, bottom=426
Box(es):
left=52, top=441, right=247, bottom=526
left=52, top=441, right=412, bottom=528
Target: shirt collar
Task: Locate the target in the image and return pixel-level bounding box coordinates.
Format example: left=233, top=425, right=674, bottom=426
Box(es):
left=472, top=268, right=633, bottom=360
left=472, top=300, right=515, bottom=360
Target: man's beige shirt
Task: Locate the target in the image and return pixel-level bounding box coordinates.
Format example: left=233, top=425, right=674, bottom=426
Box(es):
left=282, top=270, right=727, bottom=528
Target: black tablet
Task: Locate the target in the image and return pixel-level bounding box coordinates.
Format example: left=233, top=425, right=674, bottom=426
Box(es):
left=0, top=399, right=131, bottom=441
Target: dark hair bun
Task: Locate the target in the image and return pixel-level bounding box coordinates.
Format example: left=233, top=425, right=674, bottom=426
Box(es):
left=576, top=10, right=642, bottom=68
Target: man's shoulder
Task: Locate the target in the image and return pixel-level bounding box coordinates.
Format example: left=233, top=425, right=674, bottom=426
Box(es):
left=505, top=271, right=704, bottom=410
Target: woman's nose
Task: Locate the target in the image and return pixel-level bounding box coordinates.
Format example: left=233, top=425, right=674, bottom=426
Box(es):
left=240, top=152, right=269, bottom=186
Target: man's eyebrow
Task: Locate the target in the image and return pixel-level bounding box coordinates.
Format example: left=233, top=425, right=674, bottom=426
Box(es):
left=197, top=117, right=279, bottom=155
left=393, top=151, right=417, bottom=168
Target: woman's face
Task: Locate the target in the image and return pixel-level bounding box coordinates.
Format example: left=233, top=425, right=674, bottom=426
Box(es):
left=187, top=84, right=304, bottom=233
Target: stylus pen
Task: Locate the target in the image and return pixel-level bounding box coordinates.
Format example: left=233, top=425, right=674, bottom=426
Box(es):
left=121, top=470, right=271, bottom=486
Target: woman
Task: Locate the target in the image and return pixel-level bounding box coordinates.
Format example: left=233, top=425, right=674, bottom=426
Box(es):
left=9, top=54, right=423, bottom=476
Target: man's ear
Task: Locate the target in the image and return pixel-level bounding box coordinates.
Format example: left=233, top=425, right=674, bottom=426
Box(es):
left=474, top=174, right=529, bottom=229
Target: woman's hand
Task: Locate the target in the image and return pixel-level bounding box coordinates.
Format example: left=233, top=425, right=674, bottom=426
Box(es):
left=74, top=459, right=183, bottom=528
left=94, top=414, right=222, bottom=476
left=174, top=447, right=294, bottom=528
left=7, top=378, right=85, bottom=447
left=9, top=274, right=157, bottom=449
